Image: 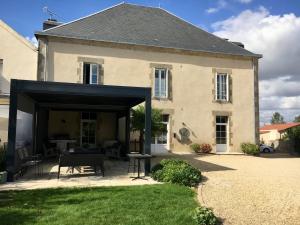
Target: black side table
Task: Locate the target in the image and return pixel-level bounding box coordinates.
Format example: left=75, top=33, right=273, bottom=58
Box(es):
left=127, top=153, right=152, bottom=180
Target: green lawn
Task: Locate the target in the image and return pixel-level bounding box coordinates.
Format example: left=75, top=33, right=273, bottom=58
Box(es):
left=0, top=184, right=198, bottom=225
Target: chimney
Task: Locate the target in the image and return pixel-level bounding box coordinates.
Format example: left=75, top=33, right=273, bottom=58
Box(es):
left=43, top=19, right=62, bottom=30
left=231, top=41, right=245, bottom=48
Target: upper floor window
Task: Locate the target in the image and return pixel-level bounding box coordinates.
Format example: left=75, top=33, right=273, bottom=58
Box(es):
left=215, top=73, right=229, bottom=101
left=83, top=63, right=99, bottom=85
left=154, top=68, right=168, bottom=98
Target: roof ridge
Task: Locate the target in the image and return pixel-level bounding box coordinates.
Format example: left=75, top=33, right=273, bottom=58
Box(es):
left=42, top=2, right=125, bottom=32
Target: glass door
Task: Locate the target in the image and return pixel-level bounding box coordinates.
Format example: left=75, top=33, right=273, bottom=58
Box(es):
left=151, top=115, right=169, bottom=154
left=216, top=116, right=228, bottom=152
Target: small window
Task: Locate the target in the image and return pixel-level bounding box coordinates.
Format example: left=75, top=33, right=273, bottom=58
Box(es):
left=215, top=73, right=229, bottom=101
left=83, top=63, right=99, bottom=85
left=154, top=68, right=168, bottom=98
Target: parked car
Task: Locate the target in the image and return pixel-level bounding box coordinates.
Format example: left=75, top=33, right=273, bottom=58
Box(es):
left=260, top=144, right=274, bottom=153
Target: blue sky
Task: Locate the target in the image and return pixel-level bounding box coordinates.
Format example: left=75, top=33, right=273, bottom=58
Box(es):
left=1, top=0, right=300, bottom=124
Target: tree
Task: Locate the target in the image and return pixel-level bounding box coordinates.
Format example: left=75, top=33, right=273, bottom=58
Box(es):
left=271, top=112, right=285, bottom=124
left=283, top=115, right=300, bottom=153
left=131, top=105, right=166, bottom=152
left=294, top=115, right=300, bottom=122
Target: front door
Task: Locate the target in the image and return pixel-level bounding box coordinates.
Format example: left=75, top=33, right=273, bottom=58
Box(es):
left=151, top=115, right=169, bottom=155
left=216, top=116, right=228, bottom=152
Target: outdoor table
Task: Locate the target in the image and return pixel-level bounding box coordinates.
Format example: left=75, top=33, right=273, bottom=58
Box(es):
left=49, top=139, right=77, bottom=153
left=127, top=153, right=152, bottom=180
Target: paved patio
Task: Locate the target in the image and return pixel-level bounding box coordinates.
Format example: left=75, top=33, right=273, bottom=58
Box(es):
left=0, top=159, right=159, bottom=191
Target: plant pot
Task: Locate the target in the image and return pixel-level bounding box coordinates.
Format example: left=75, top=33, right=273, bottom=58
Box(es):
left=0, top=171, right=7, bottom=184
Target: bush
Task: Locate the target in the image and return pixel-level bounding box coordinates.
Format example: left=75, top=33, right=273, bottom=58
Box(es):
left=190, top=143, right=201, bottom=153
left=151, top=159, right=202, bottom=187
left=240, top=143, right=260, bottom=155
left=0, top=145, right=5, bottom=171
left=193, top=206, right=218, bottom=225
left=200, top=144, right=212, bottom=153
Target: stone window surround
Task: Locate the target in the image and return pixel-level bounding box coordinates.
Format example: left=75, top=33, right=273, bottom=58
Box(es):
left=160, top=108, right=174, bottom=150
left=149, top=63, right=173, bottom=101
left=77, top=57, right=104, bottom=84
left=212, top=68, right=233, bottom=104
left=212, top=111, right=233, bottom=146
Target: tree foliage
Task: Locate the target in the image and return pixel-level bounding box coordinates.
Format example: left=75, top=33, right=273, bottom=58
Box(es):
left=131, top=105, right=166, bottom=152
left=294, top=115, right=300, bottom=123
left=271, top=112, right=285, bottom=124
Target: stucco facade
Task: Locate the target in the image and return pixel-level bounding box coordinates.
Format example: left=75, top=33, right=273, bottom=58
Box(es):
left=37, top=36, right=259, bottom=153
left=0, top=20, right=37, bottom=143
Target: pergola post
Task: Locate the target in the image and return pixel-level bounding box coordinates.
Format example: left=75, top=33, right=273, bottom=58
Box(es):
left=125, top=108, right=130, bottom=155
left=144, top=93, right=151, bottom=175
left=6, top=85, right=18, bottom=181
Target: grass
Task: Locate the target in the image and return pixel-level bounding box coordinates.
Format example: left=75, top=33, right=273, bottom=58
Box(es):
left=0, top=184, right=198, bottom=225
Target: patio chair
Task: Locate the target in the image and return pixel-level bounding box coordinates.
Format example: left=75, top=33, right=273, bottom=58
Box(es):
left=103, top=140, right=122, bottom=159
left=17, top=147, right=42, bottom=177
left=43, top=143, right=58, bottom=158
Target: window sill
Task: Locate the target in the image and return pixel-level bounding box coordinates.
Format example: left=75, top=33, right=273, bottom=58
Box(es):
left=152, top=96, right=170, bottom=101
left=214, top=100, right=231, bottom=104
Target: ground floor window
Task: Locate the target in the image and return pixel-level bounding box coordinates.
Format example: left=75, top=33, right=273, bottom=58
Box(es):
left=81, top=112, right=97, bottom=146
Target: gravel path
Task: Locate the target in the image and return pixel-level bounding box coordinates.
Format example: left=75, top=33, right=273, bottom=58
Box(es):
left=192, top=154, right=300, bottom=225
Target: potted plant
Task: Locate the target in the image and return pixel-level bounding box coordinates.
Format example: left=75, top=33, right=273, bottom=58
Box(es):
left=0, top=144, right=7, bottom=183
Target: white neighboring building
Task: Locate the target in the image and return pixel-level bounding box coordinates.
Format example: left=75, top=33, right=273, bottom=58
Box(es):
left=0, top=20, right=37, bottom=143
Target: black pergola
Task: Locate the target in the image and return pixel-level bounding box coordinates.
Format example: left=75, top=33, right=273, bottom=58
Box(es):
left=6, top=79, right=152, bottom=181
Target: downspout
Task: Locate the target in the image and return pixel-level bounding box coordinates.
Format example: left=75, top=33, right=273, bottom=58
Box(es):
left=253, top=57, right=260, bottom=145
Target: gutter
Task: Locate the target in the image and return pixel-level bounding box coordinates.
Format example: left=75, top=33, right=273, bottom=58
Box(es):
left=35, top=32, right=263, bottom=59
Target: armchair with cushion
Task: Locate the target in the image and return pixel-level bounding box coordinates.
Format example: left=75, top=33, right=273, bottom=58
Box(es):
left=103, top=140, right=122, bottom=159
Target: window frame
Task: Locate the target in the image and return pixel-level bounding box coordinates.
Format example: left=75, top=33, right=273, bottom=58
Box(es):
left=80, top=112, right=97, bottom=146
left=215, top=116, right=228, bottom=145
left=154, top=68, right=168, bottom=99
left=83, top=63, right=99, bottom=85
left=215, top=72, right=229, bottom=101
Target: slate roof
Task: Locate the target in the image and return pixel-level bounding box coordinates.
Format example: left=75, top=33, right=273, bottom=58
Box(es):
left=35, top=3, right=261, bottom=58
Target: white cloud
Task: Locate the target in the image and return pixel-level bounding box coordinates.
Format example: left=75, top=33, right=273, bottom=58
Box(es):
left=237, top=0, right=252, bottom=4
left=206, top=0, right=227, bottom=14
left=26, top=36, right=38, bottom=47
left=212, top=6, right=300, bottom=124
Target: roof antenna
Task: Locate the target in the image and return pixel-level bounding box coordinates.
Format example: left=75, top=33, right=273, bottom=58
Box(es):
left=43, top=6, right=59, bottom=21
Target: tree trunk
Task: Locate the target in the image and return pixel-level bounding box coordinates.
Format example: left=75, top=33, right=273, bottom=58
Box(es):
left=139, top=129, right=144, bottom=153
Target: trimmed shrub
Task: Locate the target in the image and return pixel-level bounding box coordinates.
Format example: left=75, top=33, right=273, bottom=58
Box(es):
left=0, top=145, right=5, bottom=171
left=240, top=143, right=260, bottom=155
left=200, top=144, right=212, bottom=153
left=151, top=159, right=202, bottom=187
left=193, top=206, right=218, bottom=225
left=190, top=143, right=201, bottom=153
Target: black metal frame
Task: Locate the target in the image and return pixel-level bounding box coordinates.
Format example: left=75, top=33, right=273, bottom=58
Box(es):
left=7, top=79, right=152, bottom=181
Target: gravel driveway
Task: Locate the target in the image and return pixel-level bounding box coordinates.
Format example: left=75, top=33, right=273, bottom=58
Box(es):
left=187, top=153, right=300, bottom=225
